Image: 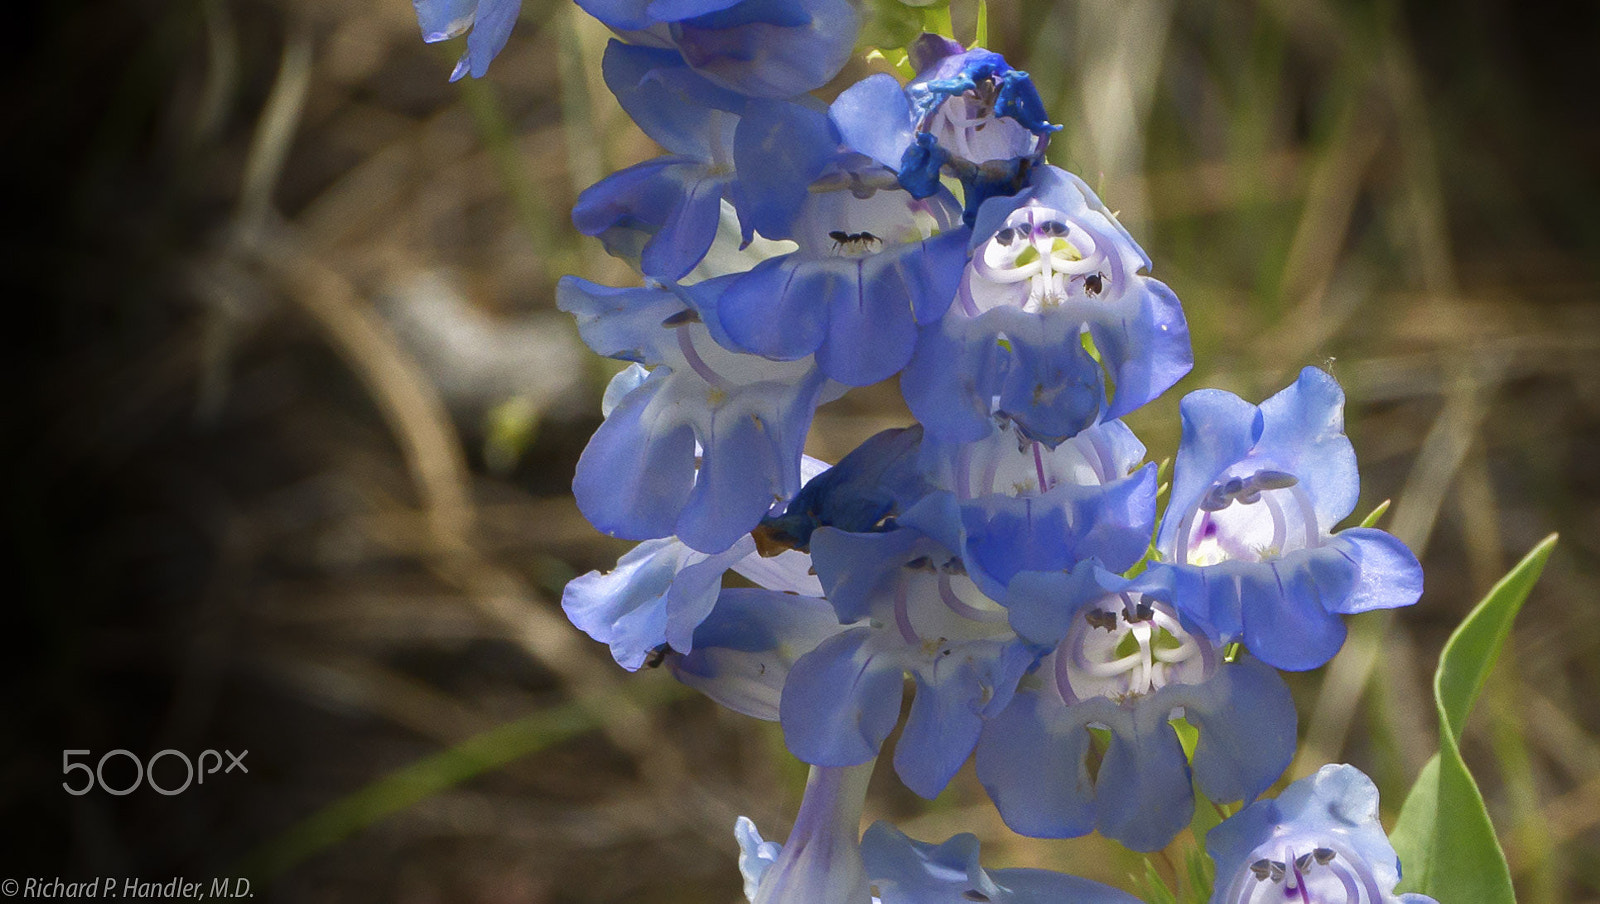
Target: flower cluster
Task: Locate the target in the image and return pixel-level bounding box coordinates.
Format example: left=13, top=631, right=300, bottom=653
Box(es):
left=412, top=5, right=1432, bottom=900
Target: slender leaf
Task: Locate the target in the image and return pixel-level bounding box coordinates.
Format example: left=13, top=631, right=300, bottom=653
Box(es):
left=1391, top=533, right=1558, bottom=904
left=1358, top=498, right=1391, bottom=529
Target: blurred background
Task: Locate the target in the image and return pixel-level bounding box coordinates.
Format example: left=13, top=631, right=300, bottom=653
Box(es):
left=4, top=0, right=1597, bottom=900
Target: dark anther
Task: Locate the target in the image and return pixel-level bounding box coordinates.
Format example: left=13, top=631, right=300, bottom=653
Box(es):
left=904, top=555, right=934, bottom=572
left=1249, top=860, right=1273, bottom=882
left=1252, top=470, right=1299, bottom=491
left=994, top=226, right=1017, bottom=246
left=1085, top=610, right=1118, bottom=631
left=1222, top=476, right=1245, bottom=496
left=1199, top=486, right=1233, bottom=512
left=661, top=308, right=701, bottom=327
left=1037, top=220, right=1069, bottom=238
left=1130, top=597, right=1156, bottom=622
left=963, top=891, right=992, bottom=902
left=941, top=557, right=967, bottom=575
left=1295, top=852, right=1315, bottom=872
left=1268, top=862, right=1287, bottom=882
left=1084, top=271, right=1104, bottom=297
left=1313, top=848, right=1336, bottom=865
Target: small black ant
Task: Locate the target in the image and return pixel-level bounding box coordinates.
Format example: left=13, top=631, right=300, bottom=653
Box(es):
left=828, top=230, right=881, bottom=253
left=1083, top=271, right=1105, bottom=297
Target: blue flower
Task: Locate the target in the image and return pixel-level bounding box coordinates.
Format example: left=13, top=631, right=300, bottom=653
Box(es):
left=901, top=166, right=1192, bottom=446
left=412, top=0, right=521, bottom=81
left=572, top=42, right=837, bottom=282
left=1207, top=764, right=1439, bottom=904
left=780, top=526, right=1037, bottom=799
left=561, top=529, right=822, bottom=671
left=861, top=821, right=1146, bottom=904
left=670, top=585, right=846, bottom=719
left=714, top=153, right=971, bottom=386
left=558, top=274, right=836, bottom=554
left=832, top=35, right=1058, bottom=218
left=576, top=0, right=860, bottom=98
left=737, top=764, right=876, bottom=904
left=1150, top=367, right=1424, bottom=671
left=976, top=566, right=1296, bottom=851
left=900, top=418, right=1158, bottom=599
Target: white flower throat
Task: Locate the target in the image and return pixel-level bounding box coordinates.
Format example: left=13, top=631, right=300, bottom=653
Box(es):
left=965, top=206, right=1111, bottom=315
left=1054, top=594, right=1215, bottom=704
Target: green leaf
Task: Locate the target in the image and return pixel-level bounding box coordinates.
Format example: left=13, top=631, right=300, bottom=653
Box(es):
left=1391, top=533, right=1558, bottom=904
left=1140, top=858, right=1179, bottom=904
left=859, top=0, right=924, bottom=54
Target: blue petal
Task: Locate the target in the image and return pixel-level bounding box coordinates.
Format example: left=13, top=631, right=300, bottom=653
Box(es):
left=561, top=536, right=751, bottom=668
left=571, top=157, right=730, bottom=282
left=781, top=628, right=905, bottom=765
left=457, top=0, right=521, bottom=79
left=600, top=40, right=745, bottom=157
left=732, top=100, right=839, bottom=243
left=556, top=276, right=683, bottom=364
left=994, top=322, right=1105, bottom=446
left=975, top=688, right=1098, bottom=838
left=719, top=232, right=965, bottom=386
left=761, top=426, right=930, bottom=550
left=1156, top=388, right=1265, bottom=554
left=1097, top=277, right=1194, bottom=421
left=861, top=824, right=997, bottom=904
left=1256, top=366, right=1359, bottom=526
left=1093, top=701, right=1195, bottom=851
left=573, top=0, right=656, bottom=29
left=672, top=587, right=842, bottom=719
left=561, top=537, right=680, bottom=669
left=671, top=0, right=860, bottom=98
left=1329, top=527, right=1423, bottom=614
left=862, top=822, right=1146, bottom=904
left=816, top=245, right=952, bottom=386
left=1239, top=553, right=1357, bottom=671
left=572, top=370, right=696, bottom=542
left=901, top=320, right=1004, bottom=444
left=897, top=464, right=1155, bottom=599
left=1002, top=565, right=1126, bottom=647
left=646, top=0, right=743, bottom=20
left=1173, top=656, right=1295, bottom=805
left=987, top=869, right=1147, bottom=904
left=413, top=0, right=476, bottom=42
left=895, top=640, right=1034, bottom=799
left=830, top=74, right=916, bottom=171
left=716, top=254, right=831, bottom=361
left=809, top=527, right=926, bottom=623
left=675, top=389, right=792, bottom=553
